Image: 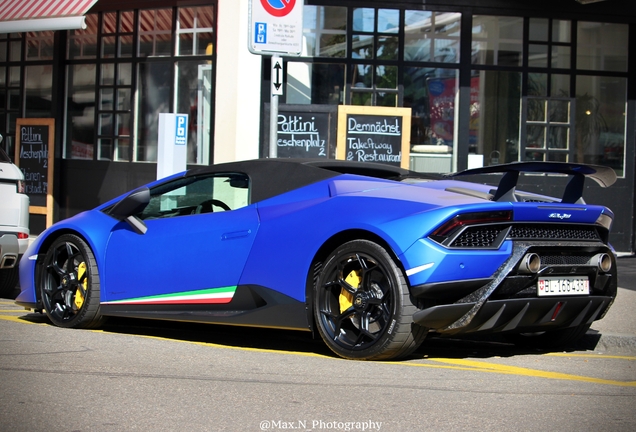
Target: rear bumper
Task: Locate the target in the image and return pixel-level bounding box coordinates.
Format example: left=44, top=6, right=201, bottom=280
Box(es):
left=413, top=295, right=613, bottom=335
left=410, top=240, right=617, bottom=335
left=0, top=234, right=19, bottom=269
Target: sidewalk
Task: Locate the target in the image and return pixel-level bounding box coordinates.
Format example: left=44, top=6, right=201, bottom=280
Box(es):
left=586, top=255, right=636, bottom=353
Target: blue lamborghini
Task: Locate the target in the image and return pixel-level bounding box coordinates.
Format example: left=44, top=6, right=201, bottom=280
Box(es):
left=16, top=158, right=617, bottom=360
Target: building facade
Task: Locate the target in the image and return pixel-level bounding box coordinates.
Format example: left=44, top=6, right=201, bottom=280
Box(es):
left=0, top=0, right=634, bottom=250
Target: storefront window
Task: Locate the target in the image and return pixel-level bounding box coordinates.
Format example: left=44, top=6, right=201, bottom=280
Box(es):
left=0, top=33, right=22, bottom=153
left=302, top=6, right=347, bottom=58
left=139, top=9, right=173, bottom=57
left=136, top=61, right=171, bottom=162
left=286, top=62, right=345, bottom=105
left=472, top=16, right=524, bottom=66
left=68, top=14, right=98, bottom=59
left=404, top=11, right=461, bottom=63
left=24, top=65, right=52, bottom=118
left=66, top=64, right=96, bottom=160
left=577, top=22, right=628, bottom=72
left=575, top=75, right=626, bottom=175
left=473, top=71, right=522, bottom=165
left=177, top=7, right=214, bottom=56
left=176, top=61, right=212, bottom=164
left=26, top=31, right=54, bottom=60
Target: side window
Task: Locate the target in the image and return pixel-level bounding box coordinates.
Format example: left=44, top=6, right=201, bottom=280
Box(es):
left=138, top=173, right=250, bottom=220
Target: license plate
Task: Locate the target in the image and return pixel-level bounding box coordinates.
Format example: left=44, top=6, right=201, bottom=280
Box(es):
left=538, top=277, right=589, bottom=297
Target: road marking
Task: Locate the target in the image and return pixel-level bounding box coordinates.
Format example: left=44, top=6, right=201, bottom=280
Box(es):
left=0, top=314, right=41, bottom=324
left=418, top=358, right=636, bottom=387
left=2, top=309, right=635, bottom=386
left=546, top=352, right=636, bottom=361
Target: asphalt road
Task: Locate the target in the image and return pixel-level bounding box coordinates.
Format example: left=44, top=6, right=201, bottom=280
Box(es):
left=1, top=302, right=635, bottom=432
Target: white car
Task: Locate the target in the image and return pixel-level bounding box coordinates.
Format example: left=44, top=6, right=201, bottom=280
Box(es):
left=0, top=135, right=29, bottom=297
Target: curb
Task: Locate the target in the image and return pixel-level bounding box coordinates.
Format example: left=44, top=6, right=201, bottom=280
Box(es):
left=582, top=330, right=636, bottom=355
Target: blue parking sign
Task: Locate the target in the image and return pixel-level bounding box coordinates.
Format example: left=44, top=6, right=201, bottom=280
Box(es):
left=175, top=114, right=187, bottom=145
left=255, top=22, right=267, bottom=44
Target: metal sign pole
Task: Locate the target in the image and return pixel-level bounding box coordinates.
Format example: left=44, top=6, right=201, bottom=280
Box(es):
left=269, top=55, right=280, bottom=158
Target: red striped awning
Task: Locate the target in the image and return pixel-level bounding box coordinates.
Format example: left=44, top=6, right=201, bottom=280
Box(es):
left=0, top=0, right=98, bottom=32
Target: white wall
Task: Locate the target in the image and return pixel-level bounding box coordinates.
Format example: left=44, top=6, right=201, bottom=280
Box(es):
left=214, top=0, right=263, bottom=163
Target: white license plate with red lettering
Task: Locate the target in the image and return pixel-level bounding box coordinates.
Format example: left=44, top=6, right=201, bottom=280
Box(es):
left=538, top=277, right=589, bottom=297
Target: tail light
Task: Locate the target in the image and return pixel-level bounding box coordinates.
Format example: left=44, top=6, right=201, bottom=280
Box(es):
left=431, top=210, right=512, bottom=238
left=17, top=180, right=25, bottom=194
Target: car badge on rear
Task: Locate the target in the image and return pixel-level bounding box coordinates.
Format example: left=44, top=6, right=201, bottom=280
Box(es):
left=549, top=213, right=571, bottom=220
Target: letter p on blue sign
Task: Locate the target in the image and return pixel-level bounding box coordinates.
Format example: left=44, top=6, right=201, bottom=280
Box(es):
left=175, top=114, right=187, bottom=145
left=255, top=22, right=267, bottom=44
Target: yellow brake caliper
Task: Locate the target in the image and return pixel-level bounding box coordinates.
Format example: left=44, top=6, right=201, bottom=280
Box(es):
left=74, top=262, right=87, bottom=309
left=339, top=270, right=361, bottom=313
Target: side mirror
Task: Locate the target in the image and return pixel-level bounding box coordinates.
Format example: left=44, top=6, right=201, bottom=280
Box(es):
left=107, top=187, right=150, bottom=234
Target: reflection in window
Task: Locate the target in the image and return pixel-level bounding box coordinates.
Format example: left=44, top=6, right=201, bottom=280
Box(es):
left=577, top=22, right=628, bottom=72
left=66, top=64, right=96, bottom=160
left=139, top=174, right=250, bottom=220
left=302, top=6, right=346, bottom=58
left=24, top=65, right=52, bottom=118
left=69, top=14, right=98, bottom=59
left=136, top=61, right=171, bottom=162
left=26, top=32, right=54, bottom=60
left=176, top=61, right=213, bottom=164
left=472, top=16, right=523, bottom=66
left=405, top=69, right=460, bottom=145
left=139, top=9, right=173, bottom=56
left=177, top=7, right=214, bottom=56
left=473, top=71, right=522, bottom=165
left=404, top=11, right=461, bottom=63
left=286, top=62, right=345, bottom=105
left=575, top=75, right=626, bottom=175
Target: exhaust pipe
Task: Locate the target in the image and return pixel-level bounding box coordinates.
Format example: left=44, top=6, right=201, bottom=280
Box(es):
left=0, top=254, right=17, bottom=269
left=518, top=253, right=541, bottom=274
left=592, top=253, right=612, bottom=272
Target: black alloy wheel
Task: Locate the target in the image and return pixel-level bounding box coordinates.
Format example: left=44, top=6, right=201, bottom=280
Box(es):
left=314, top=240, right=426, bottom=360
left=39, top=234, right=105, bottom=328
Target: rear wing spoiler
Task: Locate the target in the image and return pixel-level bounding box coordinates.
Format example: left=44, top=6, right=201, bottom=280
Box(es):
left=448, top=161, right=616, bottom=204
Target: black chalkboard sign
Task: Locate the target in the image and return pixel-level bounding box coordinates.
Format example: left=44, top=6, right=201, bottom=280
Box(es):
left=264, top=104, right=337, bottom=159
left=337, top=106, right=411, bottom=168
left=16, top=118, right=55, bottom=226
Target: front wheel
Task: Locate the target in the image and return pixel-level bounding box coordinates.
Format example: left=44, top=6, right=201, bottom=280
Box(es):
left=313, top=240, right=426, bottom=360
left=39, top=234, right=105, bottom=328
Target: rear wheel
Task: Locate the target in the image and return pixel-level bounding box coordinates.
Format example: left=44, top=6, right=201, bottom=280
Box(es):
left=313, top=240, right=426, bottom=360
left=39, top=234, right=105, bottom=328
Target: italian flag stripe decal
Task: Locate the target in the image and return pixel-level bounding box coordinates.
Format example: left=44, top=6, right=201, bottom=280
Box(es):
left=102, top=286, right=237, bottom=305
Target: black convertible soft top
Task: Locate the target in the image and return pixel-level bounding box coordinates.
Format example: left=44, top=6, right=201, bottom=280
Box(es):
left=186, top=158, right=417, bottom=203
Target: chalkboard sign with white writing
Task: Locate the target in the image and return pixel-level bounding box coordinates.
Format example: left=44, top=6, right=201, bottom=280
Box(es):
left=16, top=118, right=55, bottom=223
left=337, top=106, right=411, bottom=169
left=264, top=104, right=337, bottom=159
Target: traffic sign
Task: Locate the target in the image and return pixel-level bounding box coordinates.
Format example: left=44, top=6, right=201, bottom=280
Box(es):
left=271, top=56, right=284, bottom=96
left=248, top=0, right=303, bottom=56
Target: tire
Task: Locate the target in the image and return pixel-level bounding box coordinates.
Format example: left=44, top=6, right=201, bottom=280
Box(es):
left=39, top=234, right=105, bottom=329
left=313, top=240, right=427, bottom=360
left=504, top=323, right=592, bottom=349
left=0, top=267, right=19, bottom=298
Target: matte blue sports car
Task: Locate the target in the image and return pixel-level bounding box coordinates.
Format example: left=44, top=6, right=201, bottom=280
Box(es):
left=16, top=158, right=617, bottom=360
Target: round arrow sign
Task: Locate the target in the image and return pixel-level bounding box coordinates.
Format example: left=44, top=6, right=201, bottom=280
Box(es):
left=260, top=0, right=296, bottom=18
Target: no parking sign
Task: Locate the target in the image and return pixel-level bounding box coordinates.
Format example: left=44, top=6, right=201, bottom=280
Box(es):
left=248, top=0, right=303, bottom=56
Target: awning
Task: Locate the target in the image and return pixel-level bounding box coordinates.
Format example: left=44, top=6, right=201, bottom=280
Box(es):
left=0, top=0, right=98, bottom=33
